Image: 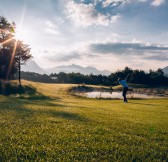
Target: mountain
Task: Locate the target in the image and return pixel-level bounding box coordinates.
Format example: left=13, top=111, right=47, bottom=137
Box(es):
left=46, top=64, right=111, bottom=75
left=21, top=60, right=111, bottom=75
left=163, top=66, right=168, bottom=75
left=21, top=59, right=47, bottom=74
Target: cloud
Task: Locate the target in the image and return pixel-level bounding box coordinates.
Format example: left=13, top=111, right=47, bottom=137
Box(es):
left=44, top=50, right=82, bottom=62
left=89, top=42, right=168, bottom=61
left=138, top=0, right=147, bottom=2
left=151, top=0, right=165, bottom=6
left=90, top=42, right=168, bottom=53
left=66, top=1, right=120, bottom=26
left=102, top=0, right=123, bottom=8
left=110, top=14, right=121, bottom=23
left=143, top=53, right=168, bottom=61
left=46, top=21, right=57, bottom=29
left=45, top=20, right=60, bottom=35
left=102, top=0, right=147, bottom=7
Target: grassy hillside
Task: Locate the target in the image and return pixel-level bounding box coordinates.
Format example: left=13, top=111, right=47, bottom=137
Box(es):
left=0, top=80, right=167, bottom=161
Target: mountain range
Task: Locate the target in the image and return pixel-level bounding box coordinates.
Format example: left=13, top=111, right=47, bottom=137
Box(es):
left=21, top=59, right=168, bottom=76
left=21, top=60, right=111, bottom=75
left=21, top=60, right=46, bottom=74
left=163, top=66, right=168, bottom=75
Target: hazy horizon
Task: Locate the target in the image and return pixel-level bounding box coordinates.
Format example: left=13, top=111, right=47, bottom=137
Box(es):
left=0, top=0, right=168, bottom=71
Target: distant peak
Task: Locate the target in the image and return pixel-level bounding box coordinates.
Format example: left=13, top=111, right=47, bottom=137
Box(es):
left=45, top=64, right=111, bottom=75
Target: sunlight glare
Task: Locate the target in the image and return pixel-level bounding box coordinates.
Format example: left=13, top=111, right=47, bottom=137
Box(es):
left=14, top=28, right=30, bottom=43
left=14, top=30, right=21, bottom=40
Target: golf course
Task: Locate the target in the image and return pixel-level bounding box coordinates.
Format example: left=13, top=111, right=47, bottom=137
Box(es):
left=0, top=80, right=167, bottom=161
left=1, top=0, right=168, bottom=161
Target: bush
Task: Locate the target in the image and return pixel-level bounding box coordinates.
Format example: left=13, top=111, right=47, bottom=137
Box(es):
left=0, top=81, right=36, bottom=95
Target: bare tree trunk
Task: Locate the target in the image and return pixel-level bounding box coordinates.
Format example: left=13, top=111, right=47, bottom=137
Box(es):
left=18, top=55, right=21, bottom=85
left=2, top=34, right=6, bottom=80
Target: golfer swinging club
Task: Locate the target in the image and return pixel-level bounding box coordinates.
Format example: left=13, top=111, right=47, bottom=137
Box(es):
left=118, top=74, right=130, bottom=103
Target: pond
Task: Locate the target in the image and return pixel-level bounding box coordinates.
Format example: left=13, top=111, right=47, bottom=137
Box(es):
left=76, top=91, right=164, bottom=99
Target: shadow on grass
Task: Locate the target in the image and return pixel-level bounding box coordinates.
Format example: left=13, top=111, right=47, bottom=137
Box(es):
left=0, top=81, right=89, bottom=122
left=48, top=110, right=89, bottom=122
left=0, top=81, right=52, bottom=100
left=0, top=81, right=34, bottom=95
left=0, top=97, right=89, bottom=123
left=128, top=101, right=158, bottom=106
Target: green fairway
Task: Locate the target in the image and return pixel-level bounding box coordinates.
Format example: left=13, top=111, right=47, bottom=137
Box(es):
left=0, top=81, right=168, bottom=161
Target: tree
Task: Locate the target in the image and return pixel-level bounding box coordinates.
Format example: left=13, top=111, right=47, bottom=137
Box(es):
left=14, top=41, right=31, bottom=84
left=0, top=16, right=31, bottom=84
left=0, top=16, right=14, bottom=80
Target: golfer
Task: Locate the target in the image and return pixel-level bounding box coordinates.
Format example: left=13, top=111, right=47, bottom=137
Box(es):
left=118, top=74, right=130, bottom=103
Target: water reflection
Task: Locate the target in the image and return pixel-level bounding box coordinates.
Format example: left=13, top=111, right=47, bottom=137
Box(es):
left=78, top=91, right=162, bottom=99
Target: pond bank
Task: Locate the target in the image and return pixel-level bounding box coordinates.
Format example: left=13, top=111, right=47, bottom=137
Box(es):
left=69, top=85, right=168, bottom=99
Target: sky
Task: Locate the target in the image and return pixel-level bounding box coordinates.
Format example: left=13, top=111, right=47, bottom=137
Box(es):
left=0, top=0, right=168, bottom=71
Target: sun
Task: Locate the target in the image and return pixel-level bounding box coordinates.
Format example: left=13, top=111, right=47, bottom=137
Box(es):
left=14, top=28, right=29, bottom=43
left=14, top=29, right=24, bottom=40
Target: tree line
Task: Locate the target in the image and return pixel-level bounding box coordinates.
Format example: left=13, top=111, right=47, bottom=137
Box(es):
left=17, top=67, right=168, bottom=86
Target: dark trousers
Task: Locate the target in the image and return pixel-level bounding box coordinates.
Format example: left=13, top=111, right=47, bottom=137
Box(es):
left=123, top=87, right=128, bottom=102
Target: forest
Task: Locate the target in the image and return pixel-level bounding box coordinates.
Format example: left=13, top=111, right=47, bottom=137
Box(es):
left=15, top=67, right=168, bottom=86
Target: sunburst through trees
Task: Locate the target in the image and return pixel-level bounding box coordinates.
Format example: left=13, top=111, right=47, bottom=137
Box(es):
left=0, top=16, right=32, bottom=84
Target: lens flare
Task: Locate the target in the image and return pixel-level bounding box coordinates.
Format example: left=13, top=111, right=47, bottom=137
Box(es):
left=6, top=40, right=18, bottom=79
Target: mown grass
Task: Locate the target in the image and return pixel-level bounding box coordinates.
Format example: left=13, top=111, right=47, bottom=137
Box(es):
left=0, top=80, right=168, bottom=161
